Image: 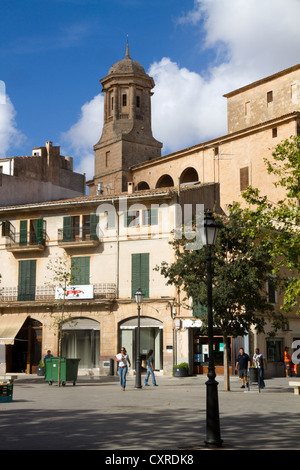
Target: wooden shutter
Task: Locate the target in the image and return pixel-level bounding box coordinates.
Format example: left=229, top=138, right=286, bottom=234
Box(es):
left=63, top=216, right=72, bottom=242
left=19, top=220, right=28, bottom=246
left=18, top=260, right=36, bottom=301
left=36, top=218, right=45, bottom=245
left=240, top=167, right=249, bottom=191
left=131, top=253, right=149, bottom=298
left=150, top=208, right=158, bottom=225
left=71, top=257, right=90, bottom=285
left=90, top=214, right=99, bottom=240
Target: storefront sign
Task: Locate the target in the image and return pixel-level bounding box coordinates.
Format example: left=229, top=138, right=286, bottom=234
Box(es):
left=55, top=285, right=94, bottom=300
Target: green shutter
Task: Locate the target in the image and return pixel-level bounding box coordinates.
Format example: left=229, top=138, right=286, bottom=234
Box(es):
left=193, top=302, right=207, bottom=318
left=150, top=208, right=158, bottom=225
left=18, top=260, right=36, bottom=301
left=36, top=218, right=44, bottom=245
left=131, top=253, right=149, bottom=298
left=140, top=253, right=149, bottom=298
left=71, top=257, right=90, bottom=284
left=90, top=214, right=99, bottom=240
left=63, top=216, right=72, bottom=242
left=19, top=220, right=28, bottom=246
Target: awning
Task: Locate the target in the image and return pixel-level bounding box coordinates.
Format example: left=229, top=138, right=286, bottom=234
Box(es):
left=0, top=314, right=28, bottom=345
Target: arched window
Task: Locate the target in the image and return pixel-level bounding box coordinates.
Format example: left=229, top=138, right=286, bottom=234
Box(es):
left=179, top=167, right=199, bottom=185
left=155, top=174, right=174, bottom=188
left=135, top=181, right=150, bottom=191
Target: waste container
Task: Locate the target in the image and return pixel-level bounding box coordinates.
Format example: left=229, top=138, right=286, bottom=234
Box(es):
left=44, top=357, right=80, bottom=386
left=249, top=367, right=258, bottom=384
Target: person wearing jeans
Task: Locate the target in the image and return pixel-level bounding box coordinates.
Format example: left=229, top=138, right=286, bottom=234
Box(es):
left=116, top=347, right=131, bottom=391
left=144, top=349, right=158, bottom=387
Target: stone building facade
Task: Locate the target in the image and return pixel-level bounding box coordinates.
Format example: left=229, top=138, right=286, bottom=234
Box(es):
left=0, top=51, right=299, bottom=378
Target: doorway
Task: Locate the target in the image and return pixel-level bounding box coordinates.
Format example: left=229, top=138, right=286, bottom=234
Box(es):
left=8, top=317, right=42, bottom=373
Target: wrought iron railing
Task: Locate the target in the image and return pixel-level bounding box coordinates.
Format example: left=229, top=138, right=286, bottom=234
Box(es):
left=0, top=283, right=117, bottom=302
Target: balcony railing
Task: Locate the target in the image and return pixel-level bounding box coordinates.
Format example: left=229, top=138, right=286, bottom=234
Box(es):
left=6, top=230, right=47, bottom=251
left=0, top=283, right=117, bottom=302
left=58, top=226, right=99, bottom=246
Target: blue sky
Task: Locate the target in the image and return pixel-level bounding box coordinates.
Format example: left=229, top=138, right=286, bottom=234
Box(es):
left=1, top=0, right=300, bottom=181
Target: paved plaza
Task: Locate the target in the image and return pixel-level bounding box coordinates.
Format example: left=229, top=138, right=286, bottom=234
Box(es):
left=0, top=373, right=299, bottom=452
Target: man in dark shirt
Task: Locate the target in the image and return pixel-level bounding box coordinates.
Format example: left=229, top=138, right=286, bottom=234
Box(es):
left=235, top=348, right=251, bottom=388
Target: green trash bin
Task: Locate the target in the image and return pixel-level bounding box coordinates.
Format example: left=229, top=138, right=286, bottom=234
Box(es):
left=44, top=357, right=80, bottom=386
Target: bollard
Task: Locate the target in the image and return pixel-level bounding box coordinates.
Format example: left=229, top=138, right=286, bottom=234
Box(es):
left=109, top=358, right=114, bottom=376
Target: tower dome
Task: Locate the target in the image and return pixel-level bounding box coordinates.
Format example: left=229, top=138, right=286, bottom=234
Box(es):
left=108, top=43, right=146, bottom=76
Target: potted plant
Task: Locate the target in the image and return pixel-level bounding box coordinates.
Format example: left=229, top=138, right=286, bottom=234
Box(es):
left=173, top=362, right=189, bottom=377
left=37, top=360, right=45, bottom=376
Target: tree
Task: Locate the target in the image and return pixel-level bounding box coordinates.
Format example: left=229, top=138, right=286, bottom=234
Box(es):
left=46, top=254, right=79, bottom=386
left=243, top=135, right=300, bottom=314
left=156, top=204, right=285, bottom=391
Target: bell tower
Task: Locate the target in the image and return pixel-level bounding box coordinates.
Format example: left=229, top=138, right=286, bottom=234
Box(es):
left=88, top=44, right=162, bottom=196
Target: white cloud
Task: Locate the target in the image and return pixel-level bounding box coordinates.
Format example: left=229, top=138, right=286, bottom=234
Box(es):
left=61, top=93, right=103, bottom=180
left=64, top=0, right=300, bottom=166
left=150, top=0, right=300, bottom=154
left=0, top=88, right=25, bottom=157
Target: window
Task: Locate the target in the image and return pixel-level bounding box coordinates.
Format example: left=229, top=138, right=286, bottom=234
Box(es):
left=125, top=210, right=140, bottom=227
left=272, top=127, right=277, bottom=138
left=19, top=218, right=45, bottom=246
left=142, top=208, right=158, bottom=226
left=267, top=275, right=277, bottom=304
left=240, top=167, right=249, bottom=191
left=266, top=339, right=283, bottom=362
left=131, top=253, right=149, bottom=298
left=267, top=91, right=273, bottom=104
left=71, top=257, right=90, bottom=285
left=136, top=95, right=140, bottom=108
left=62, top=214, right=98, bottom=241
left=18, top=260, right=36, bottom=301
left=105, top=151, right=110, bottom=167
left=122, top=94, right=127, bottom=107
left=245, top=101, right=250, bottom=116
left=193, top=302, right=207, bottom=318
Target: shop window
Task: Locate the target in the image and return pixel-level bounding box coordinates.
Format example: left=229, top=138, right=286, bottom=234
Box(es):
left=266, top=339, right=283, bottom=362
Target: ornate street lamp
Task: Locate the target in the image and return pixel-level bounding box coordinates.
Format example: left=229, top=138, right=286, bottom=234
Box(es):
left=135, top=288, right=143, bottom=388
left=202, top=210, right=223, bottom=447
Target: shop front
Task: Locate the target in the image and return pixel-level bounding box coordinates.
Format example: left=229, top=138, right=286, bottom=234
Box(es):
left=119, top=316, right=163, bottom=372
left=193, top=327, right=232, bottom=375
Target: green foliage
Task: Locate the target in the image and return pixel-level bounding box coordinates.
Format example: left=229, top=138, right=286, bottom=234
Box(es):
left=157, top=204, right=285, bottom=338
left=243, top=135, right=300, bottom=313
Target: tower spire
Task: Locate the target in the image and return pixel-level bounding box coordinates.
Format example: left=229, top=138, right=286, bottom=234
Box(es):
left=126, top=34, right=130, bottom=58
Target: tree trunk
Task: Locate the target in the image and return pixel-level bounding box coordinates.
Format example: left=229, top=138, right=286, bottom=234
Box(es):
left=223, top=333, right=230, bottom=391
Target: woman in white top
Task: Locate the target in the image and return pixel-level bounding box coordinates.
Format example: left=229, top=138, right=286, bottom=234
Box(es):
left=116, top=347, right=131, bottom=391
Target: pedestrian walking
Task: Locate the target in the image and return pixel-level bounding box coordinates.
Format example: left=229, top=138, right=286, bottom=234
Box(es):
left=235, top=348, right=251, bottom=388
left=116, top=347, right=131, bottom=391
left=144, top=350, right=158, bottom=387
left=253, top=348, right=267, bottom=388
left=283, top=347, right=292, bottom=377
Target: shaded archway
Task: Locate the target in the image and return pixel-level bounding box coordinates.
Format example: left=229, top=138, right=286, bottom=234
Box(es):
left=180, top=167, right=199, bottom=184
left=62, top=317, right=100, bottom=369
left=155, top=174, right=174, bottom=188
left=135, top=181, right=150, bottom=191
left=119, top=316, right=163, bottom=370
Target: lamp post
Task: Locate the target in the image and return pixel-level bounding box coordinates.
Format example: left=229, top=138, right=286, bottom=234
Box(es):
left=135, top=288, right=143, bottom=388
left=202, top=210, right=223, bottom=447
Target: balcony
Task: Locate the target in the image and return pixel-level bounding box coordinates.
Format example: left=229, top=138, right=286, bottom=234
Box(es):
left=0, top=283, right=117, bottom=303
left=6, top=229, right=47, bottom=252
left=58, top=226, right=100, bottom=249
